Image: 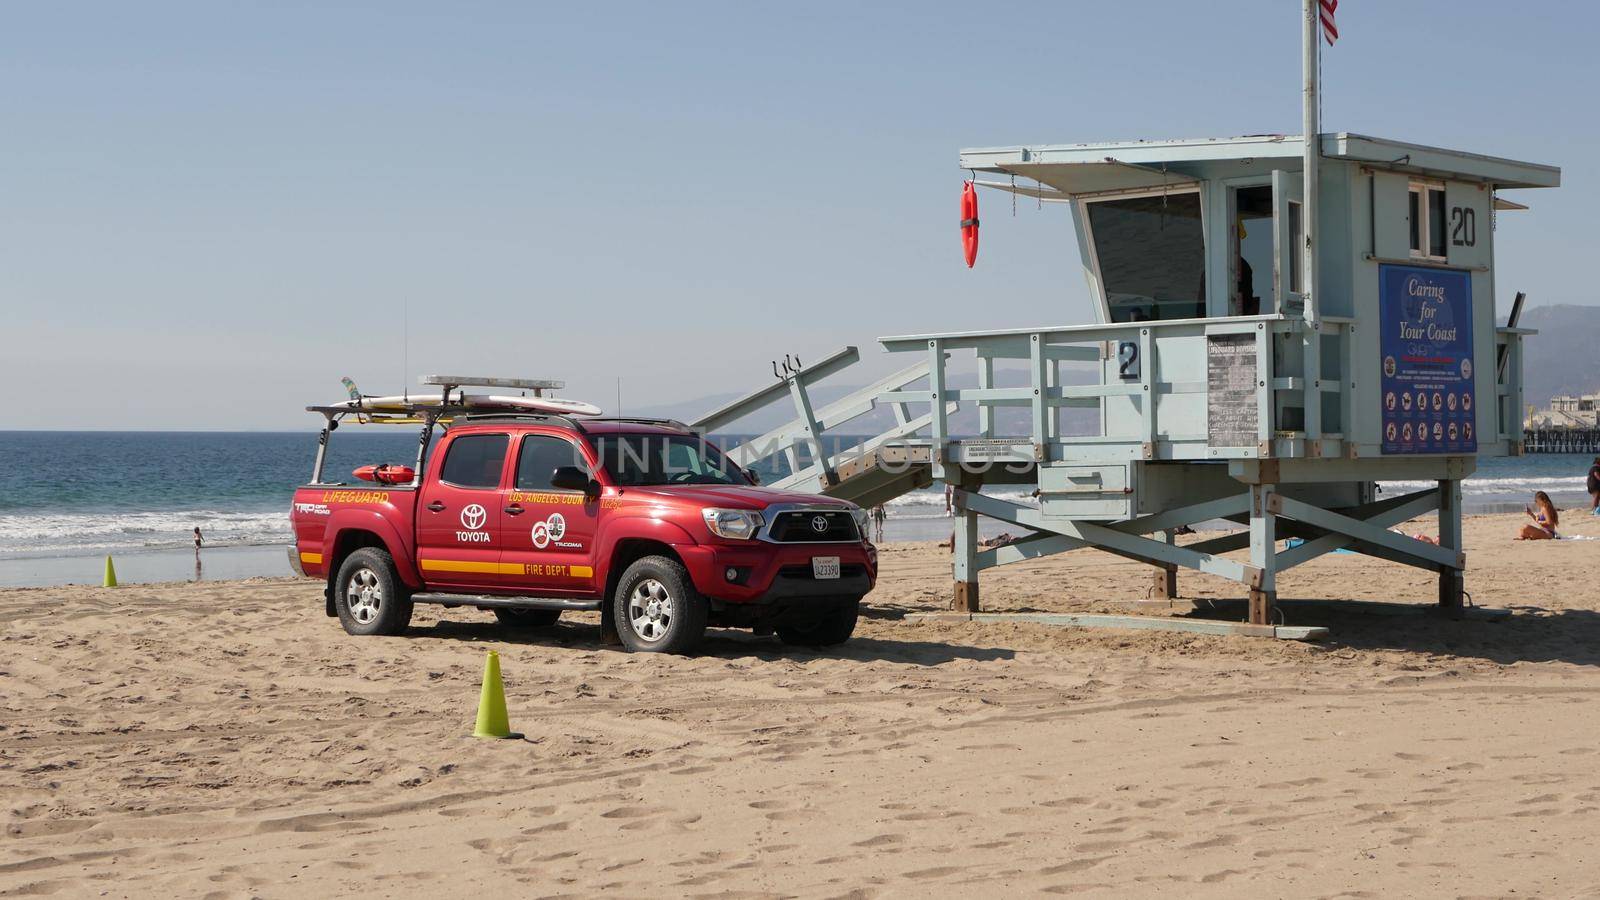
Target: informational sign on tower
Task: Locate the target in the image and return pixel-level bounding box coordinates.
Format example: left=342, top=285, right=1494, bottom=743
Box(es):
left=1379, top=264, right=1476, bottom=455
left=1207, top=334, right=1259, bottom=448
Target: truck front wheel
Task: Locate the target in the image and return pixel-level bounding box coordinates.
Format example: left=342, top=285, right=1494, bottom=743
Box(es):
left=777, top=598, right=860, bottom=647
left=613, top=556, right=708, bottom=654
left=334, top=548, right=414, bottom=637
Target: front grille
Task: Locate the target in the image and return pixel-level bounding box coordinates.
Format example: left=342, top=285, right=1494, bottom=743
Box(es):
left=767, top=510, right=859, bottom=543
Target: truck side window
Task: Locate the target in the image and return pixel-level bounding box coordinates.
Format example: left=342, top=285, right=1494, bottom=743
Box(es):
left=439, top=434, right=508, bottom=489
left=516, top=435, right=586, bottom=490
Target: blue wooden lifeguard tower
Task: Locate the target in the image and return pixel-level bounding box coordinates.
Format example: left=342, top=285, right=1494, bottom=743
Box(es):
left=694, top=10, right=1560, bottom=632
left=700, top=131, right=1556, bottom=629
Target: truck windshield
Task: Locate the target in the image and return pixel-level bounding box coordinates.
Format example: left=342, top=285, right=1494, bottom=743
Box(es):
left=592, top=434, right=747, bottom=487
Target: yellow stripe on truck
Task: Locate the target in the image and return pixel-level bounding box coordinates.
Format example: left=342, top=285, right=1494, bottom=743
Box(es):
left=300, top=552, right=323, bottom=565
left=418, top=558, right=525, bottom=575
left=417, top=559, right=596, bottom=578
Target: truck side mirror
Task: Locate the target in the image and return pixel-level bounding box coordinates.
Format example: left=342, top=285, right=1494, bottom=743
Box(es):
left=551, top=466, right=599, bottom=496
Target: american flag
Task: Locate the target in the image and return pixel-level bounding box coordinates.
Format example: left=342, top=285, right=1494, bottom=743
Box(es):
left=1320, top=0, right=1339, bottom=45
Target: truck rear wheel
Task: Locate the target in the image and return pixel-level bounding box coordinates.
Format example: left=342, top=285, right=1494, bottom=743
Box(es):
left=493, top=608, right=561, bottom=628
left=334, top=548, right=413, bottom=637
left=613, top=556, right=708, bottom=654
left=777, top=598, right=860, bottom=647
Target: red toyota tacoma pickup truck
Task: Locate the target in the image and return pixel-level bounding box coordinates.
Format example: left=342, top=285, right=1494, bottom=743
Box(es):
left=289, top=416, right=876, bottom=653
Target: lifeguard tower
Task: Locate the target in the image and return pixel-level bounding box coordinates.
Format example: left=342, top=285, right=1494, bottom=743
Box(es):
left=694, top=2, right=1562, bottom=633
left=698, top=131, right=1558, bottom=630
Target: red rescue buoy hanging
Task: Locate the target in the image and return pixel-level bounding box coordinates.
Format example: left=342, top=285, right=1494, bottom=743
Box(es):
left=354, top=464, right=416, bottom=484
left=961, top=181, right=979, bottom=268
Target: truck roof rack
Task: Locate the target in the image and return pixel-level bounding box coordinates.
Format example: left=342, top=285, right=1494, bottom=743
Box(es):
left=457, top=412, right=588, bottom=432
left=586, top=416, right=694, bottom=431
left=455, top=415, right=697, bottom=433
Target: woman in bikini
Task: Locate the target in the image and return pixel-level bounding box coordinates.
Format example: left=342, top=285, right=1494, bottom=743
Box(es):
left=1518, top=491, right=1559, bottom=541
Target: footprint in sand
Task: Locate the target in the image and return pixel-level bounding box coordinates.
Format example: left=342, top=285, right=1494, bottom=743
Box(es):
left=1183, top=834, right=1239, bottom=850
left=1040, top=882, right=1115, bottom=894
left=901, top=865, right=962, bottom=880
left=1038, top=856, right=1112, bottom=875
left=600, top=805, right=660, bottom=819
left=1039, top=797, right=1091, bottom=809
left=668, top=850, right=734, bottom=869
left=1261, top=777, right=1326, bottom=790
left=894, top=809, right=964, bottom=822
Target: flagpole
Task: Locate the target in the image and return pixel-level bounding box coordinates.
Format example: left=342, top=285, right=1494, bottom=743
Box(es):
left=1302, top=0, right=1319, bottom=325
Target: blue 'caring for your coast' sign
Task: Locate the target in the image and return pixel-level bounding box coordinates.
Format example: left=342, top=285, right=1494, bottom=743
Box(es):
left=1379, top=264, right=1476, bottom=455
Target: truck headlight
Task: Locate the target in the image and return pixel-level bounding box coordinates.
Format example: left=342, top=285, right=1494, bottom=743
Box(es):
left=850, top=507, right=871, bottom=538
left=702, top=508, right=764, bottom=540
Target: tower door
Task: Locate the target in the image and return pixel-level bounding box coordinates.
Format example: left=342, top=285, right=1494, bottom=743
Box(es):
left=1272, top=169, right=1305, bottom=316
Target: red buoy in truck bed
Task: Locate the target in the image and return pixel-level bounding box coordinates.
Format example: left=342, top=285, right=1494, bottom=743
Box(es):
left=960, top=181, right=979, bottom=268
left=354, top=464, right=415, bottom=484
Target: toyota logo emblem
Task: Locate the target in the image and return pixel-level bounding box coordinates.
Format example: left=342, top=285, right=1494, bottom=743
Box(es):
left=460, top=504, right=487, bottom=530
left=810, top=515, right=829, bottom=533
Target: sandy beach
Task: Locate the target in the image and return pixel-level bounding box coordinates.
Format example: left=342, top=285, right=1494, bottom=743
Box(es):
left=4, top=509, right=1600, bottom=897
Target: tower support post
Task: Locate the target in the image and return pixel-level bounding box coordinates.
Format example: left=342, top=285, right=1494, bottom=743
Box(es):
left=1248, top=483, right=1278, bottom=625
left=1438, top=478, right=1464, bottom=619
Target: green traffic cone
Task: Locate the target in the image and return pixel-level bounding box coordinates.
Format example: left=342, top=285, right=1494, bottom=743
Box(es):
left=472, top=650, right=520, bottom=739
left=103, top=555, right=118, bottom=588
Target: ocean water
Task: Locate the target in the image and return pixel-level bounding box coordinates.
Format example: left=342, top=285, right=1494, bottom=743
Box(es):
left=0, top=430, right=1592, bottom=585
left=0, top=431, right=416, bottom=558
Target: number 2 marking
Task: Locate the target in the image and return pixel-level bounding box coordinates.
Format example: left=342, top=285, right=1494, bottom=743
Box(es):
left=1118, top=341, right=1139, bottom=379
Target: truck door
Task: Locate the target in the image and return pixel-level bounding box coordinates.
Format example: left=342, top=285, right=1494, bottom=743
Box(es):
left=416, top=431, right=509, bottom=589
left=500, top=432, right=600, bottom=596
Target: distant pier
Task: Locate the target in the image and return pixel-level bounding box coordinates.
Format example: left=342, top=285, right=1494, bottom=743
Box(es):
left=1523, top=427, right=1600, bottom=454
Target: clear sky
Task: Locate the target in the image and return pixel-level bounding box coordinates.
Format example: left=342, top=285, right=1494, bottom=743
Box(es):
left=4, top=1, right=1594, bottom=429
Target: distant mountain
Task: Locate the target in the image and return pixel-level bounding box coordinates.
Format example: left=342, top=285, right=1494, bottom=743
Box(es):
left=1514, top=304, right=1600, bottom=405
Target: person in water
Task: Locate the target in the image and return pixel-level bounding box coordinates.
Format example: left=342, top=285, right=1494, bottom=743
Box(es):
left=1587, top=457, right=1600, bottom=514
left=193, top=527, right=204, bottom=551
left=1518, top=491, right=1558, bottom=541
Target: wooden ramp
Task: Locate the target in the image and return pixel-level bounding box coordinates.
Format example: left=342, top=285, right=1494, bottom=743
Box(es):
left=691, top=347, right=956, bottom=510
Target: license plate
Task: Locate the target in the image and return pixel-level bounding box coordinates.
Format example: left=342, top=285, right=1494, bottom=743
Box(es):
left=812, top=556, right=841, bottom=579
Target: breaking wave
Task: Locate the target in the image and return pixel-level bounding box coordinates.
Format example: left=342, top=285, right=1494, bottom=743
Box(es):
left=0, top=509, right=291, bottom=556
left=1378, top=475, right=1589, bottom=497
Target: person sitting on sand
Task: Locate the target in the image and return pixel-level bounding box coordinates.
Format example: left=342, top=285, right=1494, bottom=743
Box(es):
left=1518, top=491, right=1559, bottom=541
left=1587, top=457, right=1600, bottom=514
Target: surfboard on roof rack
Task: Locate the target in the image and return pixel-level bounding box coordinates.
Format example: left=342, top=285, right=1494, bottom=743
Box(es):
left=301, top=374, right=604, bottom=487
left=333, top=394, right=603, bottom=417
